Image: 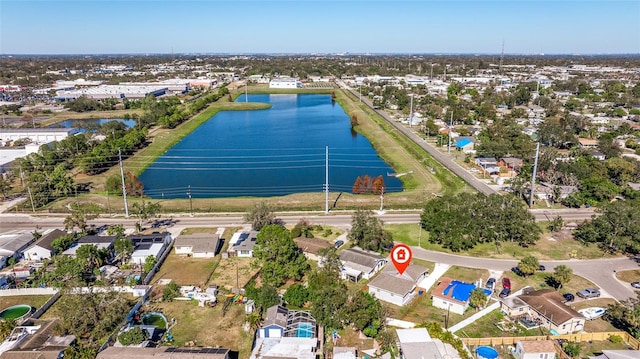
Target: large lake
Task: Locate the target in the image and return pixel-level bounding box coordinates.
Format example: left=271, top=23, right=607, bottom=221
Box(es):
left=139, top=94, right=402, bottom=198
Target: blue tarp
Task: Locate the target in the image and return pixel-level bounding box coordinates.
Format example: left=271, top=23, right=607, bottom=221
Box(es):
left=442, top=281, right=491, bottom=301
left=455, top=138, right=473, bottom=148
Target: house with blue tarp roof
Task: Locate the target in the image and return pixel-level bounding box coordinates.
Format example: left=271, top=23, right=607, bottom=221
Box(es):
left=431, top=277, right=490, bottom=315
left=455, top=137, right=475, bottom=153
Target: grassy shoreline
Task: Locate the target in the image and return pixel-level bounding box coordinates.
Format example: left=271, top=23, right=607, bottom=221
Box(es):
left=52, top=85, right=463, bottom=213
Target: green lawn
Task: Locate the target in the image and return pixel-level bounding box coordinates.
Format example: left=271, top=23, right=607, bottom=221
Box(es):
left=0, top=295, right=52, bottom=312
left=455, top=309, right=549, bottom=338
left=386, top=223, right=614, bottom=260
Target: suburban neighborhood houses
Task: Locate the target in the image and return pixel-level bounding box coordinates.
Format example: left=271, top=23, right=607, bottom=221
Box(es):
left=0, top=52, right=639, bottom=359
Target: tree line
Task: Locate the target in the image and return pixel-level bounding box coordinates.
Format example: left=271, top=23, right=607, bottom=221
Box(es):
left=420, top=193, right=540, bottom=251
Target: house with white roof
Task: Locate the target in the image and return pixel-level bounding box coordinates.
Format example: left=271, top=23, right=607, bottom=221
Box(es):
left=0, top=232, right=35, bottom=268
left=128, top=232, right=172, bottom=265
left=339, top=247, right=387, bottom=282
left=368, top=263, right=428, bottom=306
left=227, top=230, right=258, bottom=258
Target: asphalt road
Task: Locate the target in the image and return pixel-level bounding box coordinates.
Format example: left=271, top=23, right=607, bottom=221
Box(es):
left=338, top=81, right=496, bottom=195
left=0, top=208, right=595, bottom=232
left=412, top=247, right=638, bottom=301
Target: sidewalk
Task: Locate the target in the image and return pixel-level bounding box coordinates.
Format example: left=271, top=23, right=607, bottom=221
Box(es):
left=417, top=263, right=451, bottom=291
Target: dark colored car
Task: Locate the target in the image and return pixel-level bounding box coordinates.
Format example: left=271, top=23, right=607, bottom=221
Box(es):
left=539, top=265, right=546, bottom=271
left=485, top=278, right=496, bottom=289
left=334, top=240, right=344, bottom=249
left=502, top=277, right=511, bottom=290
left=562, top=293, right=575, bottom=303
left=511, top=267, right=524, bottom=277
left=499, top=288, right=511, bottom=298
left=631, top=282, right=640, bottom=289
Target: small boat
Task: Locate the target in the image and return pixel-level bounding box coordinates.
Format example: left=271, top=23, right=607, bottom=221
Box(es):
left=578, top=307, right=606, bottom=320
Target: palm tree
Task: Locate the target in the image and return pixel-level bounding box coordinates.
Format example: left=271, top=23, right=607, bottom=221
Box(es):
left=553, top=265, right=573, bottom=289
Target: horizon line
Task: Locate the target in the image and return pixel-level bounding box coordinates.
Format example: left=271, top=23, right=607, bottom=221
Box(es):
left=2, top=52, right=640, bottom=57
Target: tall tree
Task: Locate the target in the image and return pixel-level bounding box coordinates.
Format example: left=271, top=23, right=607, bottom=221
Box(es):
left=518, top=256, right=540, bottom=277
left=348, top=209, right=393, bottom=252
left=552, top=265, right=573, bottom=289
left=244, top=202, right=277, bottom=231
left=469, top=288, right=488, bottom=310
left=253, top=225, right=309, bottom=287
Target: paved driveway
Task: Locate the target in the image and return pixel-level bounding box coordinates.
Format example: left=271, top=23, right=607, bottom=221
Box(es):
left=411, top=247, right=639, bottom=301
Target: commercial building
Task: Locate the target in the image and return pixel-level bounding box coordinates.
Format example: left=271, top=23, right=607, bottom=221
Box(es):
left=54, top=85, right=168, bottom=100
left=269, top=78, right=302, bottom=89
left=0, top=128, right=79, bottom=145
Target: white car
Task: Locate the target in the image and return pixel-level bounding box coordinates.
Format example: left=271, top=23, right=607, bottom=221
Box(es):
left=469, top=168, right=479, bottom=173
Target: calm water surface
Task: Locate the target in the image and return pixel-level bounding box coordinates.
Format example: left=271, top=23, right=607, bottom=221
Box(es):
left=139, top=94, right=402, bottom=198
left=51, top=118, right=136, bottom=132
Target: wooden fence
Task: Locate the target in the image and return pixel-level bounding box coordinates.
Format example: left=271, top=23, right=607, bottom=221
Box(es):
left=461, top=331, right=640, bottom=349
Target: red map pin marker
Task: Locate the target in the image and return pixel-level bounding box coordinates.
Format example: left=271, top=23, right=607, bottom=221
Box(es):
left=391, top=243, right=412, bottom=275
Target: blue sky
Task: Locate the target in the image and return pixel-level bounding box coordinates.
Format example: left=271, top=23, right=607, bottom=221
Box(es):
left=1, top=0, right=638, bottom=54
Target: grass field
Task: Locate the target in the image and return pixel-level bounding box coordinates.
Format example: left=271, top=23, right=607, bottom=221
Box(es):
left=153, top=253, right=217, bottom=286
left=209, top=257, right=259, bottom=291
left=386, top=223, right=614, bottom=260
left=40, top=109, right=145, bottom=126
left=42, top=85, right=464, bottom=214
left=615, top=269, right=640, bottom=283
left=154, top=298, right=253, bottom=357
left=0, top=295, right=52, bottom=312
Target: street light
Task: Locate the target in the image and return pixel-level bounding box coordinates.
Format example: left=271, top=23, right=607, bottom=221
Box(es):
left=187, top=185, right=193, bottom=217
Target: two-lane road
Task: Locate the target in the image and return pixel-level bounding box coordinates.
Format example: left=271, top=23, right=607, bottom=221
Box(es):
left=412, top=246, right=638, bottom=301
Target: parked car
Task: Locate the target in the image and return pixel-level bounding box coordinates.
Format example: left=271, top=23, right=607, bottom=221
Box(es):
left=631, top=282, right=640, bottom=289
left=485, top=278, right=496, bottom=290
left=577, top=288, right=601, bottom=299
left=502, top=277, right=511, bottom=290
left=511, top=266, right=524, bottom=276
left=334, top=240, right=344, bottom=249
left=499, top=288, right=511, bottom=298
left=539, top=265, right=546, bottom=271
left=562, top=293, right=575, bottom=303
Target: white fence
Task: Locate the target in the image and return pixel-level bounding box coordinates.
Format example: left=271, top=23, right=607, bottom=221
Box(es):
left=0, top=288, right=58, bottom=296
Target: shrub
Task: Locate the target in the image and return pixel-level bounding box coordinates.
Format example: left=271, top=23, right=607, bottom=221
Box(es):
left=609, top=334, right=623, bottom=344
left=118, top=327, right=146, bottom=346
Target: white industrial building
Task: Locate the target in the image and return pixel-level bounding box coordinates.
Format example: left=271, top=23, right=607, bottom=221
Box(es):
left=0, top=128, right=79, bottom=145
left=54, top=85, right=168, bottom=100
left=269, top=78, right=302, bottom=89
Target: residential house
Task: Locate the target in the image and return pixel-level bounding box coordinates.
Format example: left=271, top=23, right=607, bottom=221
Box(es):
left=62, top=235, right=116, bottom=258
left=258, top=305, right=288, bottom=338
left=368, top=263, right=428, bottom=306
left=174, top=233, right=220, bottom=258
left=588, top=149, right=606, bottom=161
left=24, top=229, right=66, bottom=261
left=500, top=289, right=585, bottom=334
left=339, top=247, right=387, bottom=282
left=455, top=137, right=476, bottom=153
left=228, top=230, right=258, bottom=258
left=294, top=237, right=332, bottom=261
left=499, top=157, right=524, bottom=173
left=96, top=347, right=230, bottom=359
left=252, top=305, right=318, bottom=359
left=0, top=320, right=75, bottom=359
left=578, top=138, right=598, bottom=148
left=0, top=232, right=35, bottom=268
left=534, top=182, right=578, bottom=201
left=590, top=350, right=640, bottom=359
left=397, top=328, right=443, bottom=359
left=431, top=277, right=490, bottom=315
left=128, top=232, right=172, bottom=265
left=514, top=340, right=557, bottom=359
left=333, top=347, right=358, bottom=359
left=475, top=157, right=500, bottom=174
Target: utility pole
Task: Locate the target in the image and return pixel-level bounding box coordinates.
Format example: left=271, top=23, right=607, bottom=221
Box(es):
left=187, top=185, right=193, bottom=216
left=324, top=146, right=329, bottom=214
left=529, top=142, right=540, bottom=208
left=409, top=94, right=414, bottom=128
left=118, top=149, right=129, bottom=217
left=379, top=187, right=385, bottom=213
left=447, top=111, right=453, bottom=154
left=20, top=169, right=35, bottom=213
